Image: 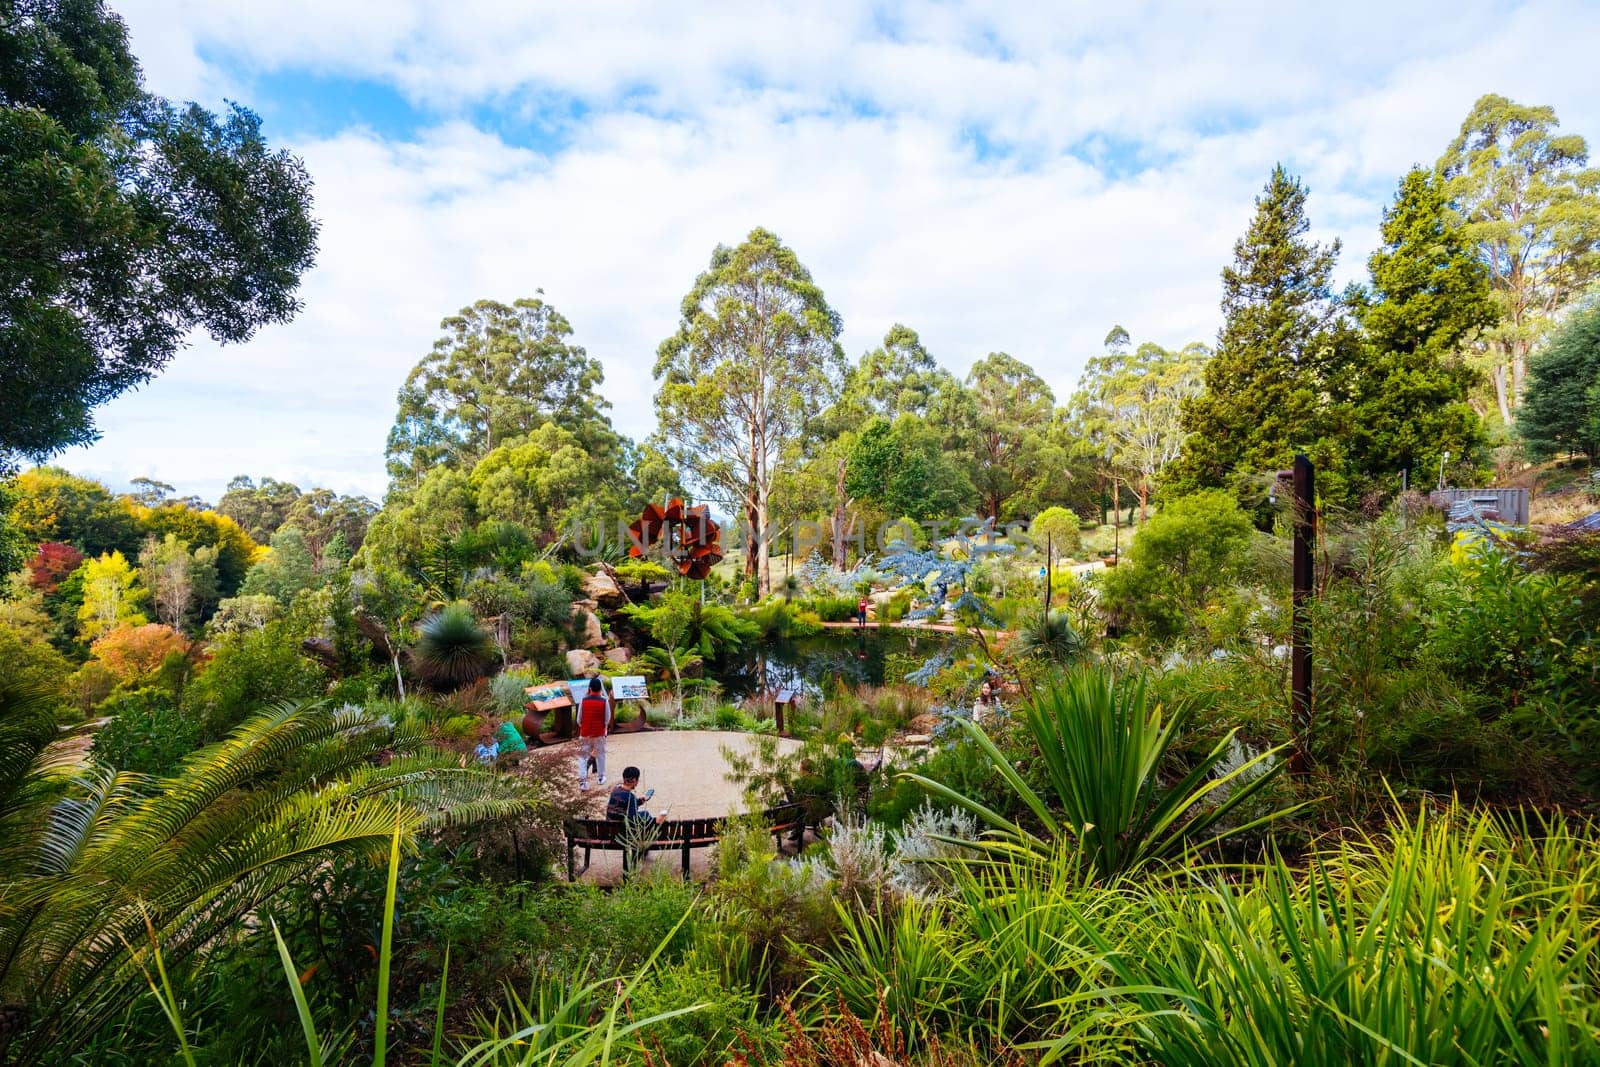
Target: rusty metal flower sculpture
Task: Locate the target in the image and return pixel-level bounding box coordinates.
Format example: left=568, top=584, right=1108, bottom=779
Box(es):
left=628, top=498, right=723, bottom=579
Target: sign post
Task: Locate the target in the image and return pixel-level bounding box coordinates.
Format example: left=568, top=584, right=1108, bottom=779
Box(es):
left=1290, top=453, right=1314, bottom=772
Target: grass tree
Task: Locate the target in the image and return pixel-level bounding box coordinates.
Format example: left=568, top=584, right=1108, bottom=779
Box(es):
left=412, top=601, right=495, bottom=689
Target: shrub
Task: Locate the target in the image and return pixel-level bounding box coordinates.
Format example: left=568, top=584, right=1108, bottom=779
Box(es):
left=888, top=801, right=980, bottom=898
left=808, top=595, right=859, bottom=623
left=489, top=665, right=542, bottom=713
left=628, top=962, right=771, bottom=1066
left=1031, top=506, right=1081, bottom=558
left=910, top=666, right=1294, bottom=880
left=184, top=619, right=327, bottom=738
left=90, top=687, right=199, bottom=775
left=1099, top=489, right=1256, bottom=640
left=1052, top=805, right=1600, bottom=1066
left=89, top=623, right=188, bottom=684
left=1012, top=609, right=1085, bottom=665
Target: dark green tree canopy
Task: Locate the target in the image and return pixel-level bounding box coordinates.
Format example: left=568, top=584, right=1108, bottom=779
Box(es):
left=1342, top=167, right=1496, bottom=490
left=0, top=0, right=319, bottom=464
left=844, top=414, right=976, bottom=521
left=1165, top=165, right=1346, bottom=503
left=1520, top=302, right=1600, bottom=460
left=385, top=295, right=614, bottom=487
left=960, top=351, right=1055, bottom=521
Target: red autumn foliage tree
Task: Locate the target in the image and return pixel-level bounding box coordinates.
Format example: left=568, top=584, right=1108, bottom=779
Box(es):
left=27, top=542, right=85, bottom=593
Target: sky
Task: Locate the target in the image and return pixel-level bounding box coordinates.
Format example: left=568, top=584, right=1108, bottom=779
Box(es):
left=52, top=0, right=1600, bottom=504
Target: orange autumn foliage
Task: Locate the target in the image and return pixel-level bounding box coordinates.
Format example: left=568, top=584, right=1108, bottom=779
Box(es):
left=90, top=623, right=190, bottom=683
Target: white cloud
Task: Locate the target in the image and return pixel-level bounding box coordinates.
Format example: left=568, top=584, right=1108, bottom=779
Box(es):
left=56, top=1, right=1600, bottom=502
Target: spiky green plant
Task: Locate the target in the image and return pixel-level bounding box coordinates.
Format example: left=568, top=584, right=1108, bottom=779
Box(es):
left=413, top=601, right=496, bottom=688
left=0, top=694, right=533, bottom=1062
left=907, top=665, right=1297, bottom=881
left=1043, top=804, right=1600, bottom=1066
left=1014, top=610, right=1085, bottom=665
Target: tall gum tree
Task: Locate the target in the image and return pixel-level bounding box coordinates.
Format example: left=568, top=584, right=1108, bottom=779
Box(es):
left=385, top=295, right=614, bottom=488
left=1074, top=334, right=1210, bottom=523
left=1437, top=94, right=1600, bottom=425
left=962, top=352, right=1054, bottom=523
left=654, top=228, right=844, bottom=595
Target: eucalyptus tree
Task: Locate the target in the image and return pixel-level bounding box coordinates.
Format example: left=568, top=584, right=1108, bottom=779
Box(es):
left=385, top=295, right=616, bottom=487
left=1438, top=94, right=1600, bottom=424
left=962, top=352, right=1055, bottom=522
left=1075, top=338, right=1210, bottom=523
left=654, top=228, right=846, bottom=595
left=0, top=0, right=317, bottom=466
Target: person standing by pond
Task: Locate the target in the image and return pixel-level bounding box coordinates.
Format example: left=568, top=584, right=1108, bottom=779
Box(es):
left=576, top=677, right=610, bottom=790
left=857, top=596, right=868, bottom=627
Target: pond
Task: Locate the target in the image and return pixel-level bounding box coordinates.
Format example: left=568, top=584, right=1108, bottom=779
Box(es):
left=714, top=626, right=960, bottom=701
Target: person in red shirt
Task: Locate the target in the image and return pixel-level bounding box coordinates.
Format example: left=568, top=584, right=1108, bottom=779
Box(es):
left=575, top=677, right=611, bottom=790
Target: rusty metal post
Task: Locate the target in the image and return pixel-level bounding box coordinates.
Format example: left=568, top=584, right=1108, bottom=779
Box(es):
left=1290, top=453, right=1314, bottom=772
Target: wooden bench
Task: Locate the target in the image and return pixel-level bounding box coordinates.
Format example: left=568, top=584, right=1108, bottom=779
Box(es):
left=564, top=802, right=804, bottom=881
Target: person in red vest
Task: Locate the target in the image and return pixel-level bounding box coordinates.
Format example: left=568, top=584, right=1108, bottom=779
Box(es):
left=576, top=677, right=611, bottom=790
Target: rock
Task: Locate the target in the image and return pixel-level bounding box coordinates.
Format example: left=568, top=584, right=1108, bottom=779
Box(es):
left=566, top=649, right=601, bottom=676
left=604, top=646, right=631, bottom=665
left=574, top=608, right=605, bottom=649
left=300, top=636, right=338, bottom=670
left=909, top=713, right=940, bottom=734
left=582, top=569, right=627, bottom=609
left=899, top=733, right=933, bottom=746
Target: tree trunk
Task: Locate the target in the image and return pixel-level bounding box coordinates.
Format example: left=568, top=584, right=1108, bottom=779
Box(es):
left=1138, top=478, right=1148, bottom=526
left=756, top=484, right=772, bottom=597
left=1111, top=479, right=1121, bottom=533
left=670, top=648, right=683, bottom=719
left=1491, top=361, right=1511, bottom=427
left=390, top=649, right=406, bottom=700
left=1511, top=339, right=1528, bottom=421
left=744, top=500, right=760, bottom=584
left=831, top=456, right=849, bottom=569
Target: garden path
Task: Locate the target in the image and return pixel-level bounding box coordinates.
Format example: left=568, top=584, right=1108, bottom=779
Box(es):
left=528, top=729, right=803, bottom=885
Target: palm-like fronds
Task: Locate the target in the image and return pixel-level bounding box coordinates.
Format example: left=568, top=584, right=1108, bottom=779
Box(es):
left=0, top=700, right=535, bottom=1062
left=413, top=602, right=495, bottom=688
left=906, top=666, right=1299, bottom=881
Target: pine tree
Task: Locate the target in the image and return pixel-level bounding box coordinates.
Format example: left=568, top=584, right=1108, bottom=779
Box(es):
left=1164, top=166, right=1344, bottom=503
left=1344, top=168, right=1496, bottom=494
left=1520, top=304, right=1600, bottom=460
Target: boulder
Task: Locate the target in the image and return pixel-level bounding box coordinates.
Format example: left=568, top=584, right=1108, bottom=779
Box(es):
left=582, top=569, right=627, bottom=609
left=604, top=646, right=631, bottom=665
left=909, top=712, right=940, bottom=734
left=574, top=608, right=606, bottom=649
left=566, top=648, right=601, bottom=676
